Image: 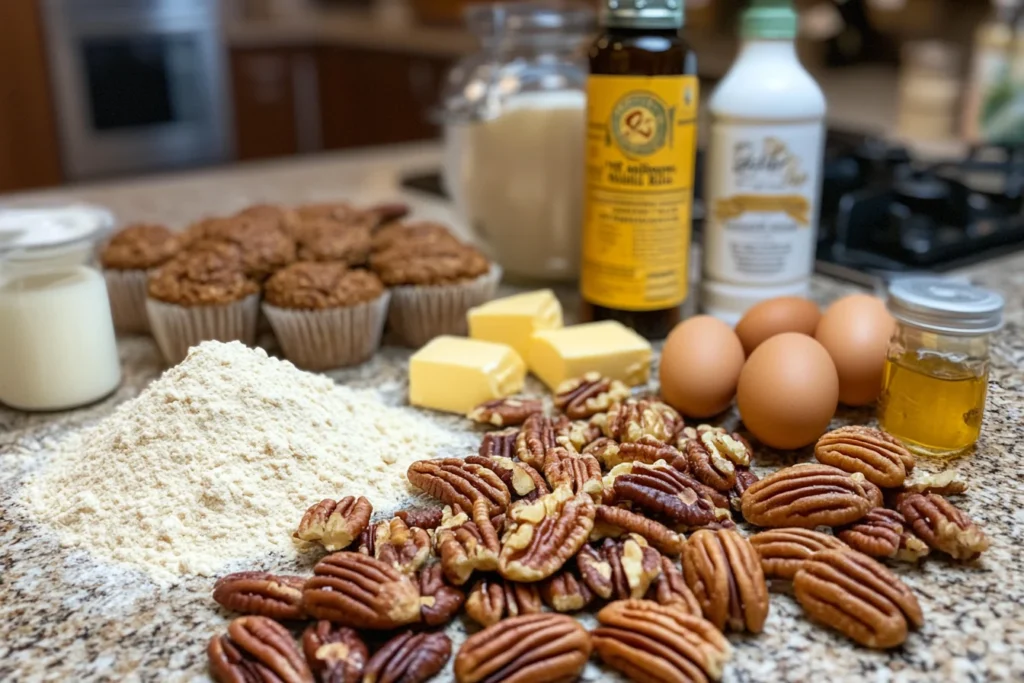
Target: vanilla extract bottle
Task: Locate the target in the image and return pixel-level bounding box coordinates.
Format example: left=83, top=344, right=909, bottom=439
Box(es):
left=579, top=0, right=698, bottom=340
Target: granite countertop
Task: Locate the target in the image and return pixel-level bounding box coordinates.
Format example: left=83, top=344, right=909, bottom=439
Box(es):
left=1, top=143, right=1022, bottom=682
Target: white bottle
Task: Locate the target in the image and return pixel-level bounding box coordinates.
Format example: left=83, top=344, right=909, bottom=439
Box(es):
left=701, top=0, right=826, bottom=325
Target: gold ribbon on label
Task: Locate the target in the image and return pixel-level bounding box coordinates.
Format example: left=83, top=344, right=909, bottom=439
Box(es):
left=713, top=194, right=811, bottom=225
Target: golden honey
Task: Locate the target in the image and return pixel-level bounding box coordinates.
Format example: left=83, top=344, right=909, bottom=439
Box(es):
left=878, top=350, right=988, bottom=458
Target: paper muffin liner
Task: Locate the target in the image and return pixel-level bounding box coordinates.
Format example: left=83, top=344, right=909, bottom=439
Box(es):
left=104, top=269, right=151, bottom=334
left=387, top=265, right=502, bottom=347
left=262, top=291, right=391, bottom=370
left=146, top=294, right=261, bottom=365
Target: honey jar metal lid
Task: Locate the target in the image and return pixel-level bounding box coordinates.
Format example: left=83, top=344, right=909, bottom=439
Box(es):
left=887, top=276, right=1004, bottom=334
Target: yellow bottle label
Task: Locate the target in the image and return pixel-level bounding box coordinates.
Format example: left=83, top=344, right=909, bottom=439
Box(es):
left=581, top=74, right=699, bottom=311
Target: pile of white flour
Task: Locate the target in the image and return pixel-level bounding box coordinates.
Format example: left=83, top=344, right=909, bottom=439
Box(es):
left=23, top=341, right=457, bottom=583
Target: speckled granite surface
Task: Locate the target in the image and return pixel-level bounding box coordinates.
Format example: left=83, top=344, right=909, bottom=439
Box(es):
left=1, top=144, right=1023, bottom=682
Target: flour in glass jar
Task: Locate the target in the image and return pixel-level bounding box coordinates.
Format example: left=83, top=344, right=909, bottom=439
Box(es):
left=22, top=341, right=461, bottom=584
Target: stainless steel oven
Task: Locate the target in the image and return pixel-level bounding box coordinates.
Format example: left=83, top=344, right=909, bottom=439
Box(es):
left=42, top=0, right=231, bottom=180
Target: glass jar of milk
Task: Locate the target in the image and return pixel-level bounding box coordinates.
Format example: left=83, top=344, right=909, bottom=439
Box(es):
left=0, top=205, right=122, bottom=411
left=441, top=2, right=594, bottom=282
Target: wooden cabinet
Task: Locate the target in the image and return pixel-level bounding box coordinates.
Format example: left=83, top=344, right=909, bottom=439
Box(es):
left=231, top=47, right=322, bottom=160
left=229, top=45, right=452, bottom=160
left=318, top=47, right=450, bottom=150
left=0, top=0, right=62, bottom=191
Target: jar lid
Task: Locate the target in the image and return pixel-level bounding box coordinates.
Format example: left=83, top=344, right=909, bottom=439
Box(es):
left=0, top=204, right=114, bottom=259
left=741, top=0, right=798, bottom=40
left=887, top=276, right=1004, bottom=334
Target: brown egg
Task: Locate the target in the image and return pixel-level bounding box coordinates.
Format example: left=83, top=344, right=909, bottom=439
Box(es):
left=737, top=333, right=839, bottom=449
left=815, top=294, right=895, bottom=406
left=735, top=296, right=822, bottom=356
left=659, top=315, right=746, bottom=418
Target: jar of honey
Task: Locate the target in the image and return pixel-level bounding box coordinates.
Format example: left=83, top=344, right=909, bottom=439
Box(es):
left=878, top=277, right=1004, bottom=458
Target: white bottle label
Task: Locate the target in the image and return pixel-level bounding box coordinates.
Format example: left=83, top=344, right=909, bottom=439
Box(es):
left=703, top=121, right=824, bottom=285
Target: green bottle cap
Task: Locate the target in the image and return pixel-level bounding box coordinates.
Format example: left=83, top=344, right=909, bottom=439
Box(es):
left=741, top=0, right=798, bottom=40
left=601, top=0, right=684, bottom=30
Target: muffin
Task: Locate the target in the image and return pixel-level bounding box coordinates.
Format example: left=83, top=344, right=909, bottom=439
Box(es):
left=370, top=221, right=461, bottom=254
left=183, top=215, right=296, bottom=281
left=293, top=218, right=373, bottom=265
left=100, top=223, right=180, bottom=333
left=370, top=234, right=500, bottom=348
left=145, top=244, right=261, bottom=365
left=235, top=203, right=300, bottom=234
left=262, top=262, right=390, bottom=370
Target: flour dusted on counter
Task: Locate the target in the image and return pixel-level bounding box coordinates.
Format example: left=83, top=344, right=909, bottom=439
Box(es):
left=23, top=341, right=460, bottom=583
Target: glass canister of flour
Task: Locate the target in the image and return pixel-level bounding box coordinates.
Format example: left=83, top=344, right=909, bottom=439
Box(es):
left=0, top=205, right=122, bottom=411
left=440, top=2, right=595, bottom=282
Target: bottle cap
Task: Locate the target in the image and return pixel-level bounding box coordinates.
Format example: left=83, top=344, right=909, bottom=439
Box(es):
left=601, top=0, right=684, bottom=30
left=741, top=0, right=798, bottom=40
left=887, top=277, right=1004, bottom=334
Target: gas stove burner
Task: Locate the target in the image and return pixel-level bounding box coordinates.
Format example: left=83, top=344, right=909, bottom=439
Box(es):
left=816, top=131, right=1024, bottom=281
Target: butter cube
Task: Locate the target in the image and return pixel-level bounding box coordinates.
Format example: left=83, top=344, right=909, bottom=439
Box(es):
left=468, top=289, right=563, bottom=360
left=529, top=321, right=651, bottom=390
left=409, top=336, right=526, bottom=414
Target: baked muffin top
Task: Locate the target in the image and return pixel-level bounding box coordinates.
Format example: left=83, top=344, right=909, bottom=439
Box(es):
left=264, top=262, right=384, bottom=310
left=235, top=204, right=300, bottom=234
left=100, top=224, right=180, bottom=270
left=183, top=216, right=296, bottom=280
left=147, top=246, right=259, bottom=306
left=371, top=221, right=461, bottom=253
left=370, top=243, right=491, bottom=286
left=294, top=220, right=372, bottom=265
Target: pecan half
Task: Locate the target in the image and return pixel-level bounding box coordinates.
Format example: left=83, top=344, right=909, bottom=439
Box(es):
left=903, top=470, right=969, bottom=496
left=748, top=528, right=848, bottom=580
left=539, top=570, right=594, bottom=613
left=541, top=446, right=603, bottom=500
left=454, top=613, right=591, bottom=683
left=464, top=575, right=543, bottom=627
left=466, top=454, right=548, bottom=502
left=861, top=478, right=885, bottom=508
left=498, top=486, right=596, bottom=582
left=516, top=413, right=568, bottom=467
left=363, top=631, right=451, bottom=683
left=591, top=504, right=686, bottom=556
left=740, top=464, right=873, bottom=528
left=407, top=458, right=511, bottom=516
left=677, top=424, right=752, bottom=453
left=897, top=492, right=990, bottom=560
left=729, top=467, right=759, bottom=513
left=294, top=496, right=373, bottom=552
left=213, top=572, right=306, bottom=620
left=370, top=517, right=432, bottom=574
left=815, top=426, right=912, bottom=488
left=577, top=535, right=662, bottom=601
left=435, top=497, right=500, bottom=585
left=301, top=621, right=367, bottom=683
left=836, top=508, right=904, bottom=558
left=208, top=616, right=313, bottom=683
left=606, top=461, right=726, bottom=529
left=553, top=372, right=631, bottom=419
left=598, top=398, right=683, bottom=443
left=647, top=556, right=702, bottom=615
left=555, top=419, right=603, bottom=452
left=683, top=529, right=769, bottom=633
left=794, top=549, right=924, bottom=649
left=684, top=434, right=738, bottom=492
left=303, top=552, right=421, bottom=629
left=585, top=435, right=681, bottom=470
left=479, top=427, right=519, bottom=459
left=396, top=507, right=444, bottom=531
left=468, top=397, right=543, bottom=427
left=592, top=600, right=731, bottom=683
left=417, top=562, right=465, bottom=627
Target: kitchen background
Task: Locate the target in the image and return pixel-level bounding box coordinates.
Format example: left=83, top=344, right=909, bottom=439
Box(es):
left=2, top=0, right=1023, bottom=283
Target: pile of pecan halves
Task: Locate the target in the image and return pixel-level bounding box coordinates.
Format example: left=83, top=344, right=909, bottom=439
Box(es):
left=206, top=372, right=990, bottom=683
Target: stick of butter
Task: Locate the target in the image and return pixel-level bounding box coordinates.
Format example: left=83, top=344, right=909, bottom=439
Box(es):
left=467, top=289, right=563, bottom=360
left=529, top=320, right=651, bottom=390
left=409, top=336, right=526, bottom=414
